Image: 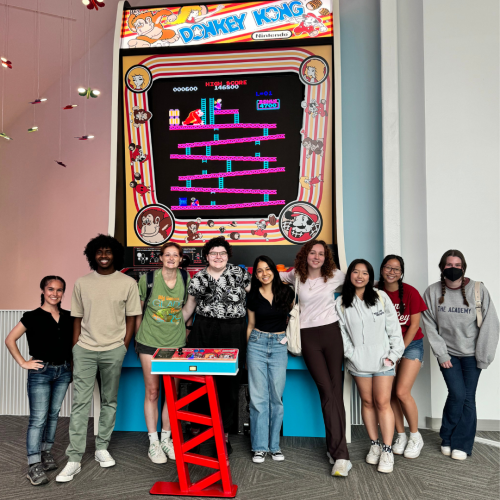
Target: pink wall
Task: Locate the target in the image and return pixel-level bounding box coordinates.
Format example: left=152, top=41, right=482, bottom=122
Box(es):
left=0, top=31, right=114, bottom=310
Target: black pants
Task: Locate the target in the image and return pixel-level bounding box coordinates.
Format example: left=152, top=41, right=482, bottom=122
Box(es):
left=187, top=315, right=246, bottom=432
left=301, top=322, right=349, bottom=460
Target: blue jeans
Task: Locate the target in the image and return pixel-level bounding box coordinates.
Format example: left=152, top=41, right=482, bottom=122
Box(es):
left=440, top=356, right=481, bottom=455
left=27, top=363, right=72, bottom=465
left=247, top=330, right=288, bottom=453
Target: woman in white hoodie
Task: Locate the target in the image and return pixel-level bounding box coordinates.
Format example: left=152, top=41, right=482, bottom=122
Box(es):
left=336, top=259, right=404, bottom=474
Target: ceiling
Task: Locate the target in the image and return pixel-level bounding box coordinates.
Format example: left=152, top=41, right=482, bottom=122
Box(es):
left=0, top=0, right=194, bottom=131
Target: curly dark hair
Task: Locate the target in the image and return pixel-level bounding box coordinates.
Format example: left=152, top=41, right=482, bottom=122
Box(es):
left=83, top=234, right=125, bottom=271
left=293, top=239, right=337, bottom=283
left=202, top=236, right=232, bottom=260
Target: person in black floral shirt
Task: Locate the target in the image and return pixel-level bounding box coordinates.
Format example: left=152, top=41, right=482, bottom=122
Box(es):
left=183, top=237, right=251, bottom=453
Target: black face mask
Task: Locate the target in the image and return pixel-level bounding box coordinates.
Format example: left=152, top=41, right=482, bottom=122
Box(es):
left=443, top=267, right=464, bottom=282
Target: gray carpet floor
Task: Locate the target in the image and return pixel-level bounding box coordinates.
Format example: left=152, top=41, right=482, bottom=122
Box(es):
left=1, top=416, right=499, bottom=500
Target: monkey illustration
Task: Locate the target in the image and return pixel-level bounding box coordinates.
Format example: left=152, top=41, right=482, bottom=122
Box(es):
left=186, top=218, right=205, bottom=243
left=301, top=98, right=328, bottom=119
left=127, top=9, right=180, bottom=48
left=130, top=106, right=152, bottom=128
left=129, top=143, right=148, bottom=164
left=139, top=208, right=172, bottom=244
left=182, top=109, right=204, bottom=126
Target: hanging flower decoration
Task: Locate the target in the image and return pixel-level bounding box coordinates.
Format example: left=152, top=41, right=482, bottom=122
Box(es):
left=78, top=87, right=100, bottom=99
left=63, top=104, right=77, bottom=110
left=28, top=127, right=39, bottom=133
left=82, top=1, right=105, bottom=11
left=1, top=57, right=12, bottom=69
left=75, top=135, right=94, bottom=140
left=55, top=161, right=67, bottom=167
left=29, top=98, right=47, bottom=104
left=0, top=132, right=12, bottom=140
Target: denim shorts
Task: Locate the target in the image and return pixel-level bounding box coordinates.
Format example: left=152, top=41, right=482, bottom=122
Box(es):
left=402, top=338, right=424, bottom=363
left=350, top=367, right=396, bottom=378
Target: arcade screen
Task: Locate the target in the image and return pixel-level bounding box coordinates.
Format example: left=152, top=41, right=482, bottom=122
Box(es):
left=122, top=45, right=333, bottom=248
left=148, top=73, right=304, bottom=219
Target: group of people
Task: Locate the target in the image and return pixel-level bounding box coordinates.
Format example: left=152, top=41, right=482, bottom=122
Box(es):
left=5, top=234, right=499, bottom=486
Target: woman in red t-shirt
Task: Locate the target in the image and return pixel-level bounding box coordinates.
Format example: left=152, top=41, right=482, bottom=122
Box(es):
left=378, top=255, right=428, bottom=459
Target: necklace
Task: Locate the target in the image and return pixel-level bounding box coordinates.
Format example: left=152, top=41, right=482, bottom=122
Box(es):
left=308, top=278, right=320, bottom=291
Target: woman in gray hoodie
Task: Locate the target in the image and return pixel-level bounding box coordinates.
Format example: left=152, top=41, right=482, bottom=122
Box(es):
left=423, top=249, right=499, bottom=461
left=336, top=259, right=404, bottom=474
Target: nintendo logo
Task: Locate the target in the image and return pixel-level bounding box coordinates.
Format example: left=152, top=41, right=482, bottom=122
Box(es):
left=252, top=30, right=292, bottom=40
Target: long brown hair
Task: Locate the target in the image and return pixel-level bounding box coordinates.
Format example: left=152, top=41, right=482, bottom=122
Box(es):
left=438, top=249, right=468, bottom=306
left=294, top=240, right=337, bottom=284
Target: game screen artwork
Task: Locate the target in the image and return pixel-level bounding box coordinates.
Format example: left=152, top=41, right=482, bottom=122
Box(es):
left=120, top=2, right=334, bottom=249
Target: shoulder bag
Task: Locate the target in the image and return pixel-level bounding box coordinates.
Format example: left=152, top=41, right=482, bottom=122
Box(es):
left=286, top=275, right=302, bottom=355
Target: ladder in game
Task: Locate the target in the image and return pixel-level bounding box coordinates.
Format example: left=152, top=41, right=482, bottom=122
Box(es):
left=150, top=374, right=237, bottom=498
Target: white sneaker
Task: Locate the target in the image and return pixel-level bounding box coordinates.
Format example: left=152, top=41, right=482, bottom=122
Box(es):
left=149, top=440, right=167, bottom=464
left=95, top=449, right=116, bottom=468
left=160, top=436, right=175, bottom=460
left=451, top=449, right=467, bottom=461
left=366, top=444, right=381, bottom=465
left=404, top=434, right=424, bottom=458
left=331, top=459, right=352, bottom=477
left=377, top=451, right=394, bottom=473
left=56, top=462, right=81, bottom=482
left=326, top=451, right=334, bottom=465
left=252, top=451, right=266, bottom=463
left=441, top=446, right=451, bottom=456
left=392, top=434, right=408, bottom=455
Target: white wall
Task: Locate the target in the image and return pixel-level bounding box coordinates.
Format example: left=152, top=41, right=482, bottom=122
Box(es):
left=422, top=0, right=500, bottom=422
left=397, top=0, right=431, bottom=429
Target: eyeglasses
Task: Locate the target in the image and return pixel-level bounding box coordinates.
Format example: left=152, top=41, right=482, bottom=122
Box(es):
left=383, top=266, right=402, bottom=274
left=208, top=251, right=228, bottom=257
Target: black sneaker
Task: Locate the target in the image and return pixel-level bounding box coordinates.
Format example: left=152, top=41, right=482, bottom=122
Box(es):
left=27, top=463, right=49, bottom=486
left=41, top=451, right=58, bottom=471
left=271, top=451, right=285, bottom=461
left=224, top=433, right=233, bottom=456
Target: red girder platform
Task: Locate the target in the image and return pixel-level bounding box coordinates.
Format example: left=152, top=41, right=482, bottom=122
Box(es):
left=150, top=374, right=238, bottom=498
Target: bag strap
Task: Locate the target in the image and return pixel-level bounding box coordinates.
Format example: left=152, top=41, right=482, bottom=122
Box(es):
left=142, top=270, right=155, bottom=318
left=377, top=290, right=385, bottom=309
left=180, top=268, right=189, bottom=305
left=475, top=281, right=483, bottom=328
left=293, top=274, right=300, bottom=306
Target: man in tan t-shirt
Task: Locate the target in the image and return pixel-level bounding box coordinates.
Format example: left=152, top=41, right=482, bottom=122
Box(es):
left=56, top=235, right=141, bottom=483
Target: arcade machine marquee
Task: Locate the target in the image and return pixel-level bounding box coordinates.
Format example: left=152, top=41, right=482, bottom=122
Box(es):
left=112, top=0, right=337, bottom=275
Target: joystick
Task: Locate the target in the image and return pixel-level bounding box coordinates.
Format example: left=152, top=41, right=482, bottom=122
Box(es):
left=178, top=347, right=183, bottom=356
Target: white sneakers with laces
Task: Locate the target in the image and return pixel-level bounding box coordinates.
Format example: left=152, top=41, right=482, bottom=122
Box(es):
left=160, top=436, right=176, bottom=460
left=404, top=434, right=424, bottom=458
left=331, top=459, right=353, bottom=477
left=95, top=449, right=116, bottom=467
left=441, top=445, right=451, bottom=456
left=392, top=434, right=408, bottom=455
left=56, top=462, right=82, bottom=482
left=365, top=444, right=382, bottom=465
left=149, top=440, right=167, bottom=464
left=377, top=451, right=394, bottom=473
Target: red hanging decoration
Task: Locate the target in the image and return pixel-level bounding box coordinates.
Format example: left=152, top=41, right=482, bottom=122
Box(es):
left=82, top=0, right=105, bottom=11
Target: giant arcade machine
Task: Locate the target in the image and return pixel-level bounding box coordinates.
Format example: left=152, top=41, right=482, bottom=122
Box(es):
left=108, top=0, right=346, bottom=495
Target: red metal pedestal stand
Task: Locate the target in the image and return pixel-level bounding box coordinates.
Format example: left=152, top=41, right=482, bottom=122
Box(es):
left=150, top=374, right=238, bottom=498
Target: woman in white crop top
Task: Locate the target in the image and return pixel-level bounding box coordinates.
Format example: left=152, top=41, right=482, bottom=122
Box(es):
left=279, top=239, right=351, bottom=477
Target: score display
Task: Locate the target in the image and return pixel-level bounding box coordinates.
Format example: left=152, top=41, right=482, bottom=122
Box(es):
left=257, top=99, right=280, bottom=110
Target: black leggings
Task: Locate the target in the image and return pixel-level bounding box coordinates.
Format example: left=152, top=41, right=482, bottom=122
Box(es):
left=187, top=315, right=246, bottom=432
left=301, top=322, right=349, bottom=460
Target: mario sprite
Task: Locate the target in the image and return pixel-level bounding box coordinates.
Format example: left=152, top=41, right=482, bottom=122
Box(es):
left=183, top=109, right=204, bottom=126
left=251, top=220, right=269, bottom=241
left=283, top=205, right=320, bottom=242
left=294, top=14, right=328, bottom=38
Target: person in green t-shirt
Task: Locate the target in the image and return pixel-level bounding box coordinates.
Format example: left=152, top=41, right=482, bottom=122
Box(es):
left=134, top=242, right=191, bottom=465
